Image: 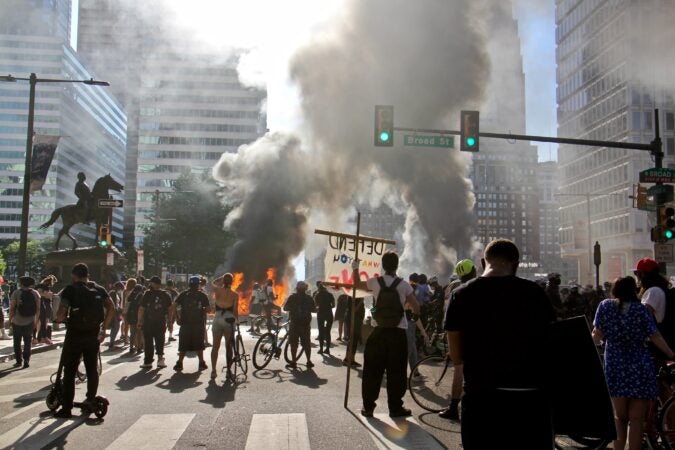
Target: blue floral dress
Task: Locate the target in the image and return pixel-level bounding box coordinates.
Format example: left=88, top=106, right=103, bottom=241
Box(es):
left=593, top=299, right=658, bottom=399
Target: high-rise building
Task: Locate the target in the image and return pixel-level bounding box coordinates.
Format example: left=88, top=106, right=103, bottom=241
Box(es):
left=469, top=6, right=541, bottom=278
left=0, top=2, right=126, bottom=260
left=76, top=1, right=267, bottom=248
left=555, top=0, right=675, bottom=283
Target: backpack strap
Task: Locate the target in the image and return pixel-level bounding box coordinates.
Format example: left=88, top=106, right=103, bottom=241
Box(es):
left=391, top=277, right=402, bottom=289
left=377, top=277, right=386, bottom=289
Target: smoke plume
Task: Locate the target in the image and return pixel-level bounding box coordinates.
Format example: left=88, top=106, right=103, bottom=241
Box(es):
left=214, top=0, right=492, bottom=278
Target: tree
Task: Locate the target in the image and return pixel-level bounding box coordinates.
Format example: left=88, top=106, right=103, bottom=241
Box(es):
left=1, top=238, right=54, bottom=279
left=141, top=173, right=234, bottom=276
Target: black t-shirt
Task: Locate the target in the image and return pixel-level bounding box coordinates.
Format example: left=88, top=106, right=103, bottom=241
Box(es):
left=60, top=281, right=109, bottom=336
left=140, top=289, right=172, bottom=324
left=284, top=293, right=315, bottom=325
left=445, top=276, right=555, bottom=392
left=314, top=289, right=335, bottom=315
left=174, top=289, right=209, bottom=326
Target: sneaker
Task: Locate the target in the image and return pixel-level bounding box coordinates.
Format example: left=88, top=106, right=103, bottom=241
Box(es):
left=140, top=362, right=153, bottom=369
left=168, top=337, right=176, bottom=342
left=157, top=357, right=167, bottom=368
left=173, top=361, right=183, bottom=372
left=210, top=370, right=217, bottom=379
left=438, top=406, right=459, bottom=421
left=306, top=361, right=314, bottom=368
left=389, top=408, right=412, bottom=418
left=13, top=361, right=21, bottom=368
left=198, top=361, right=208, bottom=371
left=342, top=359, right=361, bottom=367
left=325, top=349, right=331, bottom=356
left=317, top=349, right=323, bottom=355
left=128, top=347, right=135, bottom=354
left=286, top=362, right=297, bottom=369
left=361, top=406, right=375, bottom=418
left=53, top=409, right=72, bottom=419
left=204, top=342, right=212, bottom=348
left=22, top=362, right=29, bottom=369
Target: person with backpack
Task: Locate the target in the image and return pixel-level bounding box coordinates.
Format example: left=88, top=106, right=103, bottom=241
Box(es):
left=123, top=278, right=145, bottom=355
left=8, top=276, right=40, bottom=368
left=313, top=282, right=335, bottom=355
left=137, top=276, right=173, bottom=369
left=171, top=276, right=210, bottom=372
left=165, top=279, right=179, bottom=342
left=53, top=263, right=114, bottom=418
left=353, top=251, right=420, bottom=418
left=261, top=279, right=277, bottom=331
left=283, top=281, right=316, bottom=368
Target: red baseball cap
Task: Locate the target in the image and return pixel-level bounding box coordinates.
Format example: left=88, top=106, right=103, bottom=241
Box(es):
left=634, top=257, right=659, bottom=273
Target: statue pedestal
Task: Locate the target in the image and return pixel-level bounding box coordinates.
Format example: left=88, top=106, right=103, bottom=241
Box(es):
left=44, top=246, right=127, bottom=286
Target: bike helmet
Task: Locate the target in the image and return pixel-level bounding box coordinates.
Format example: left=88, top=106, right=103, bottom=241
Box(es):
left=455, top=259, right=475, bottom=277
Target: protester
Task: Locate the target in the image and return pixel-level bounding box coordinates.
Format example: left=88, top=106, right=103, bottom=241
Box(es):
left=166, top=279, right=179, bottom=342
left=335, top=293, right=349, bottom=341
left=8, top=276, right=40, bottom=368
left=262, top=279, right=276, bottom=331
left=634, top=257, right=669, bottom=325
left=439, top=258, right=477, bottom=421
left=445, top=239, right=556, bottom=449
left=352, top=251, right=420, bottom=418
left=171, top=276, right=209, bottom=372
left=137, top=276, right=172, bottom=369
left=343, top=296, right=365, bottom=367
left=124, top=278, right=144, bottom=354
left=247, top=282, right=262, bottom=332
left=53, top=263, right=114, bottom=418
left=314, top=282, right=335, bottom=355
left=545, top=272, right=563, bottom=317
left=199, top=276, right=211, bottom=348
left=404, top=293, right=428, bottom=374
left=593, top=276, right=675, bottom=450
left=210, top=273, right=239, bottom=380
left=36, top=275, right=56, bottom=345
left=0, top=291, right=8, bottom=339
left=107, top=281, right=124, bottom=349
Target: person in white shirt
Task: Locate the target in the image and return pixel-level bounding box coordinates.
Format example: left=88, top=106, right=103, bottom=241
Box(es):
left=634, top=257, right=669, bottom=323
left=353, top=251, right=420, bottom=418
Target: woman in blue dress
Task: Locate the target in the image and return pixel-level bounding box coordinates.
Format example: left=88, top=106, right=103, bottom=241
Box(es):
left=593, top=276, right=675, bottom=450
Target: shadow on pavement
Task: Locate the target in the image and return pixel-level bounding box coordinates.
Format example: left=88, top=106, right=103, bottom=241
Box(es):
left=0, top=365, right=24, bottom=378
left=115, top=369, right=161, bottom=391
left=156, top=371, right=203, bottom=394
left=347, top=408, right=447, bottom=449
left=12, top=387, right=51, bottom=407
left=417, top=411, right=459, bottom=433
left=286, top=368, right=328, bottom=389
left=199, top=379, right=235, bottom=408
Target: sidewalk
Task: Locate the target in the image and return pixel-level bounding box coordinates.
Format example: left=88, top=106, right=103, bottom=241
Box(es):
left=0, top=326, right=66, bottom=364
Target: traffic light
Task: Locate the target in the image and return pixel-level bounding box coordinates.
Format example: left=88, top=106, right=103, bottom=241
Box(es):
left=460, top=110, right=479, bottom=152
left=374, top=105, right=394, bottom=147
left=98, top=224, right=111, bottom=247
left=660, top=206, right=675, bottom=241
left=635, top=184, right=648, bottom=210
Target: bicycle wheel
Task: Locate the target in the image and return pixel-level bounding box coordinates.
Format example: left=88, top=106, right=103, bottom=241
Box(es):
left=252, top=333, right=276, bottom=370
left=553, top=434, right=610, bottom=450
left=236, top=335, right=248, bottom=375
left=408, top=355, right=453, bottom=412
left=659, top=396, right=675, bottom=450
left=284, top=339, right=304, bottom=365
left=253, top=316, right=268, bottom=335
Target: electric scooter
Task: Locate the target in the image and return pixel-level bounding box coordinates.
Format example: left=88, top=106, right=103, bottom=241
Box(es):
left=46, top=351, right=109, bottom=418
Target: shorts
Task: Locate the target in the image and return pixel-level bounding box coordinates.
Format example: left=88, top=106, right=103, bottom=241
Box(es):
left=212, top=311, right=234, bottom=336
left=178, top=324, right=206, bottom=352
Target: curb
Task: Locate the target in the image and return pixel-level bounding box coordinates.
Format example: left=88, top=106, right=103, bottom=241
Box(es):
left=0, top=341, right=62, bottom=364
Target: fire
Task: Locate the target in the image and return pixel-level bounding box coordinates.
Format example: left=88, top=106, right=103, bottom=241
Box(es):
left=234, top=268, right=288, bottom=316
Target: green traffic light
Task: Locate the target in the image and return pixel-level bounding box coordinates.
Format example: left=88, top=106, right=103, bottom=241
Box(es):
left=380, top=131, right=390, bottom=143
left=100, top=240, right=108, bottom=247
left=666, top=230, right=674, bottom=240
left=466, top=136, right=476, bottom=147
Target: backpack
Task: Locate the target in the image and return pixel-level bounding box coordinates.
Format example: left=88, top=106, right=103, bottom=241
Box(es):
left=372, top=277, right=404, bottom=328
left=17, top=289, right=37, bottom=317
left=178, top=291, right=205, bottom=326
left=67, top=283, right=105, bottom=334
left=125, top=286, right=143, bottom=324
left=659, top=288, right=675, bottom=350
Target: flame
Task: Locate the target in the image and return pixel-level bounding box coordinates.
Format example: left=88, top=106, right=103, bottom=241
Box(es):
left=234, top=268, right=288, bottom=316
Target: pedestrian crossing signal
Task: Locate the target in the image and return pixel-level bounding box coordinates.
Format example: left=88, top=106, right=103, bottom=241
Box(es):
left=460, top=110, right=479, bottom=152
left=374, top=105, right=394, bottom=147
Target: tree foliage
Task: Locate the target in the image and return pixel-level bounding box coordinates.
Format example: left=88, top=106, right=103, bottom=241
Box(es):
left=1, top=238, right=54, bottom=278
left=141, top=173, right=234, bottom=276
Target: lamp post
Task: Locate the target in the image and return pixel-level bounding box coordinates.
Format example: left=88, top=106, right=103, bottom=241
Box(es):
left=0, top=74, right=110, bottom=276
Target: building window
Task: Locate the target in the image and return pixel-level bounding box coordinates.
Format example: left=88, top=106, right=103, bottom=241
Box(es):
left=666, top=112, right=675, bottom=131
left=632, top=111, right=641, bottom=130
left=667, top=138, right=675, bottom=156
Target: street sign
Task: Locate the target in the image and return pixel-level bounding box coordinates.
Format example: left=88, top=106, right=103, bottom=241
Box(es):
left=404, top=135, right=454, bottom=148
left=98, top=199, right=123, bottom=208
left=647, top=184, right=674, bottom=204
left=655, top=243, right=674, bottom=264
left=640, top=167, right=675, bottom=183
left=106, top=252, right=114, bottom=266
left=137, top=250, right=144, bottom=272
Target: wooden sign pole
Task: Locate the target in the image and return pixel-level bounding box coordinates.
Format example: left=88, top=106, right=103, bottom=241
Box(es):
left=313, top=216, right=396, bottom=409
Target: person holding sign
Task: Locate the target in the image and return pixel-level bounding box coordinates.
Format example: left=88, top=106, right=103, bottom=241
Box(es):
left=352, top=251, right=420, bottom=418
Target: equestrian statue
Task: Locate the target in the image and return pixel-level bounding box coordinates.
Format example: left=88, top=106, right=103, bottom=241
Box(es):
left=39, top=172, right=124, bottom=249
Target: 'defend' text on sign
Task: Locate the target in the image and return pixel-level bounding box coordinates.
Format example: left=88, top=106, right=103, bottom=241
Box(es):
left=328, top=236, right=387, bottom=257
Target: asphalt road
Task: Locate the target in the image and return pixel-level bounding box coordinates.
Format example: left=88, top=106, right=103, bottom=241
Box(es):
left=0, top=321, right=460, bottom=449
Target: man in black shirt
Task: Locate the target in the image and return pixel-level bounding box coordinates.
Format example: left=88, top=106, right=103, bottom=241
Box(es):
left=445, top=239, right=555, bottom=449
left=313, top=282, right=335, bottom=355
left=171, top=277, right=210, bottom=371
left=54, top=263, right=114, bottom=418
left=284, top=281, right=316, bottom=368
left=138, top=276, right=172, bottom=369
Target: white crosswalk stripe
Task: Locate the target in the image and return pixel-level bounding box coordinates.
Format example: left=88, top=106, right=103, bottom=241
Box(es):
left=245, top=413, right=311, bottom=450
left=357, top=414, right=444, bottom=450
left=105, top=414, right=195, bottom=450
left=0, top=416, right=83, bottom=449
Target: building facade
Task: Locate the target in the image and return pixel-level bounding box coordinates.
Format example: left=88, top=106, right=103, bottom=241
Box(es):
left=0, top=1, right=126, bottom=264
left=76, top=1, right=267, bottom=248
left=555, top=0, right=675, bottom=283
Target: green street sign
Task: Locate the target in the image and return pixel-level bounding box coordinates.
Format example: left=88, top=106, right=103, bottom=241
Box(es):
left=404, top=135, right=454, bottom=148
left=640, top=167, right=675, bottom=183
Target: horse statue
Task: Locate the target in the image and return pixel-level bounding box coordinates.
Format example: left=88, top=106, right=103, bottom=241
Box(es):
left=39, top=174, right=124, bottom=249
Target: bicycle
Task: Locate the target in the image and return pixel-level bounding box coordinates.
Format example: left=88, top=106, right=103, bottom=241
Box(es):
left=224, top=322, right=249, bottom=382
left=641, top=362, right=675, bottom=450
left=408, top=354, right=455, bottom=412
left=252, top=315, right=306, bottom=370
left=249, top=306, right=282, bottom=335
left=50, top=352, right=103, bottom=385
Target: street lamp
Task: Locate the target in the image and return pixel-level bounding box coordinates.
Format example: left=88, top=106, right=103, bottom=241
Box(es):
left=0, top=73, right=110, bottom=276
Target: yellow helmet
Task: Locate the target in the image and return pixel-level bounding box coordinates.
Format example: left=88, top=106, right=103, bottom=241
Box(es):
left=455, top=259, right=475, bottom=277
